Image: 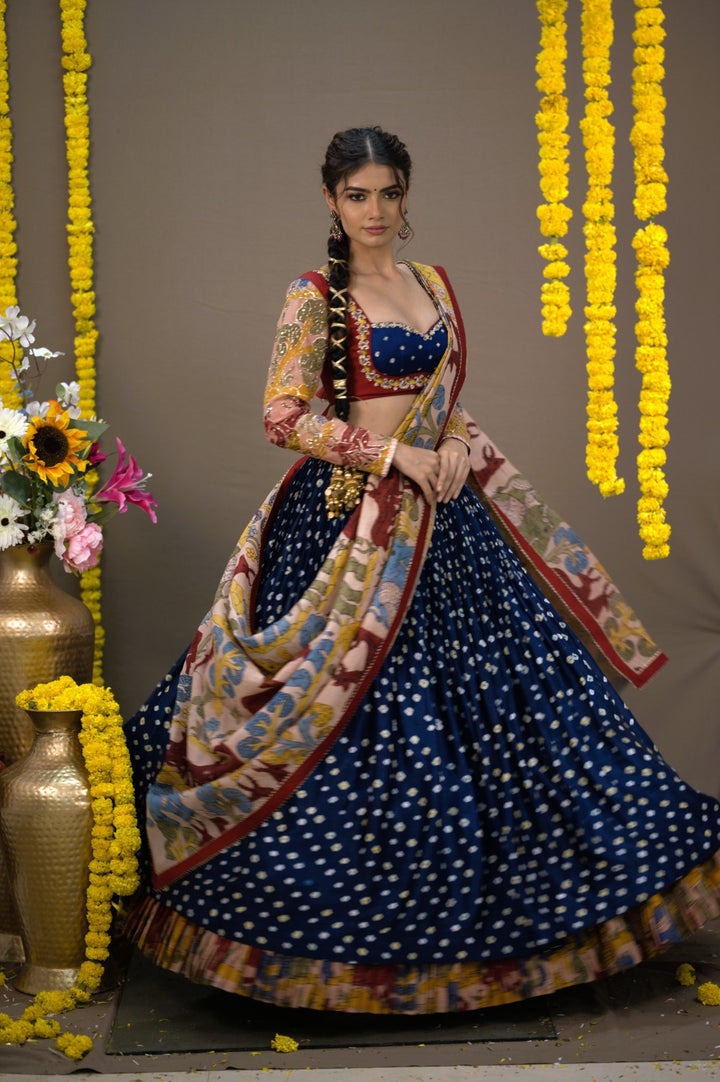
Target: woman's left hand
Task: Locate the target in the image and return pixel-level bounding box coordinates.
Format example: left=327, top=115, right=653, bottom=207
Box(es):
left=436, top=438, right=471, bottom=503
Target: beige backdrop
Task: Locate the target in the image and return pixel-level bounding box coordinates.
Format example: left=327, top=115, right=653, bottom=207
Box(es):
left=6, top=1, right=720, bottom=794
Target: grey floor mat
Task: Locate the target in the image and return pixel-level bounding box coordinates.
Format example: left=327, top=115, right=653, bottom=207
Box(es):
left=107, top=948, right=555, bottom=1054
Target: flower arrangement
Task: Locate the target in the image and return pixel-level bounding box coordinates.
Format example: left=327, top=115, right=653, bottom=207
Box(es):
left=536, top=0, right=573, bottom=337
left=0, top=305, right=157, bottom=571
left=0, top=675, right=140, bottom=1060
left=581, top=0, right=624, bottom=499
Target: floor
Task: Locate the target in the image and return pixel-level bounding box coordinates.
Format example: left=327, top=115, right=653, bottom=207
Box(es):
left=3, top=1066, right=720, bottom=1082
left=3, top=923, right=720, bottom=1080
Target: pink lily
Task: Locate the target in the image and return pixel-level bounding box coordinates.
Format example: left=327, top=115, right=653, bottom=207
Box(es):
left=87, top=441, right=107, bottom=467
left=95, top=437, right=158, bottom=523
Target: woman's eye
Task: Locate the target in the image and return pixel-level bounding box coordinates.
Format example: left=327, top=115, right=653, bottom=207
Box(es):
left=385, top=190, right=401, bottom=200
left=348, top=193, right=365, bottom=202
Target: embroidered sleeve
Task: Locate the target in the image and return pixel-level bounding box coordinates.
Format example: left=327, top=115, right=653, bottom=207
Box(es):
left=441, top=400, right=470, bottom=451
left=263, top=277, right=396, bottom=477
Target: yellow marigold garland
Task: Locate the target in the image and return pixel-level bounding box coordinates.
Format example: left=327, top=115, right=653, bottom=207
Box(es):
left=60, top=0, right=104, bottom=667
left=0, top=677, right=141, bottom=1060
left=581, top=0, right=624, bottom=498
left=536, top=0, right=572, bottom=337
left=631, top=0, right=670, bottom=559
left=0, top=0, right=19, bottom=409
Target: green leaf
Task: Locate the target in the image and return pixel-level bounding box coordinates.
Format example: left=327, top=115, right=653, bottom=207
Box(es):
left=72, top=418, right=109, bottom=441
left=88, top=504, right=116, bottom=527
left=0, top=469, right=31, bottom=506
left=5, top=435, right=24, bottom=462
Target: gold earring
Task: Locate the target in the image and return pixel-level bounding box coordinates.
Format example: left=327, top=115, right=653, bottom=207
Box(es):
left=330, top=212, right=343, bottom=242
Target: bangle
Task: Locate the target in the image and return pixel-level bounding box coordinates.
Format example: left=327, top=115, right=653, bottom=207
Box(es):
left=441, top=434, right=470, bottom=454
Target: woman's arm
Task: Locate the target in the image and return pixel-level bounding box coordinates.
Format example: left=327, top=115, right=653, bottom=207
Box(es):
left=263, top=277, right=397, bottom=477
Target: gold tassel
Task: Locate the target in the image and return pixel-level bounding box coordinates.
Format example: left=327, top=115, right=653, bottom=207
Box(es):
left=325, top=465, right=365, bottom=518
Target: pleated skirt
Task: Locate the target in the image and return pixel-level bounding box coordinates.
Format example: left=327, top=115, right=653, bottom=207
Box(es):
left=123, top=457, right=720, bottom=1012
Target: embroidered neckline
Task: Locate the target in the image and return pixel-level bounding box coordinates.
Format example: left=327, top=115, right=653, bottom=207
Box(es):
left=370, top=316, right=444, bottom=339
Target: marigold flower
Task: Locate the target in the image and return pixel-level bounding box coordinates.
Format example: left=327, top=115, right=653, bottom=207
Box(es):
left=271, top=1032, right=300, bottom=1053
left=698, top=982, right=720, bottom=1006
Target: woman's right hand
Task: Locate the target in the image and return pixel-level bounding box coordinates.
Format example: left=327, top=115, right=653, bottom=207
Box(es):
left=391, top=442, right=441, bottom=504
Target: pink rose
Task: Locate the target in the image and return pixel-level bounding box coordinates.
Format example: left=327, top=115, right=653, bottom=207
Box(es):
left=52, top=491, right=88, bottom=560
left=63, top=523, right=103, bottom=573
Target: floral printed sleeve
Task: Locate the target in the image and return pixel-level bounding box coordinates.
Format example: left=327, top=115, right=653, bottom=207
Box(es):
left=263, top=276, right=397, bottom=476
left=441, top=400, right=470, bottom=450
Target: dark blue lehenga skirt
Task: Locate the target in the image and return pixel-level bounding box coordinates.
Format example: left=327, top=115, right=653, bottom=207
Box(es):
left=124, top=457, right=720, bottom=1009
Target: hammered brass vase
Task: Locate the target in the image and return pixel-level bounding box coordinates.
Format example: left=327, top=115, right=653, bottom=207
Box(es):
left=0, top=541, right=94, bottom=964
left=0, top=708, right=92, bottom=993
left=0, top=541, right=95, bottom=766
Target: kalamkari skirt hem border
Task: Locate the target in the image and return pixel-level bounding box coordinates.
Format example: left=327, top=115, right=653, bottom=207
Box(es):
left=122, top=847, right=720, bottom=1015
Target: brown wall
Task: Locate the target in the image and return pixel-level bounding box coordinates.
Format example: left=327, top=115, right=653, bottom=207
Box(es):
left=6, top=1, right=720, bottom=794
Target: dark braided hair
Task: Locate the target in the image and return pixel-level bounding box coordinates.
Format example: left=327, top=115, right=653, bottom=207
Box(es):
left=321, top=127, right=412, bottom=421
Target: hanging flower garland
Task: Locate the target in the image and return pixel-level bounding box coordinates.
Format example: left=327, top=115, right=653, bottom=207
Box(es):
left=536, top=0, right=572, bottom=337
left=60, top=0, right=104, bottom=668
left=0, top=0, right=19, bottom=409
left=631, top=0, right=670, bottom=560
left=0, top=677, right=141, bottom=1061
left=581, top=0, right=624, bottom=499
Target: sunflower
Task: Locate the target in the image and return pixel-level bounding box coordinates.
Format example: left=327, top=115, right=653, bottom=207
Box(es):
left=23, top=401, right=89, bottom=486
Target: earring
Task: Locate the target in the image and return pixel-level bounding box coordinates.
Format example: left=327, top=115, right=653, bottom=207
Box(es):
left=398, top=217, right=412, bottom=240
left=329, top=212, right=343, bottom=242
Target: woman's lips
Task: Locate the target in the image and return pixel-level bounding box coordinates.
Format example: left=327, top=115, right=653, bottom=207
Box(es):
left=364, top=226, right=387, bottom=235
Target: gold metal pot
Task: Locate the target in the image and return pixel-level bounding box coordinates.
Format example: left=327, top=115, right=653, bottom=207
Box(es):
left=0, top=708, right=92, bottom=994
left=0, top=541, right=95, bottom=766
left=0, top=542, right=94, bottom=966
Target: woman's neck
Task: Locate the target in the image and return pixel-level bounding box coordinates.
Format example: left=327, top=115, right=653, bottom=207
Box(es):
left=348, top=246, right=402, bottom=281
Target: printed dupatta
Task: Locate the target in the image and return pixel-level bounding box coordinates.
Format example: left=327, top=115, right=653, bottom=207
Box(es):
left=146, top=265, right=465, bottom=887
left=145, top=263, right=666, bottom=888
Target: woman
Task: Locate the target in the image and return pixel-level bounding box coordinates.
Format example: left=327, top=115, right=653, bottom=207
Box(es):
left=124, top=127, right=720, bottom=1014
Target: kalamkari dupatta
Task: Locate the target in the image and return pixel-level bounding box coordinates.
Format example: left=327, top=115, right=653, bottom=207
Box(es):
left=146, top=263, right=666, bottom=888
left=147, top=265, right=465, bottom=887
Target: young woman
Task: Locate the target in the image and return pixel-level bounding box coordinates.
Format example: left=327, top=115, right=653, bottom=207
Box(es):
left=124, top=127, right=720, bottom=1014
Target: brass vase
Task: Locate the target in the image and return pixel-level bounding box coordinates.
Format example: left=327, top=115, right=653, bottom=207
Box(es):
left=0, top=541, right=94, bottom=964
left=0, top=708, right=92, bottom=994
left=0, top=541, right=95, bottom=765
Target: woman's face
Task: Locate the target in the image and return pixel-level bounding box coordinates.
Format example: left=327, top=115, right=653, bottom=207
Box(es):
left=324, top=162, right=407, bottom=253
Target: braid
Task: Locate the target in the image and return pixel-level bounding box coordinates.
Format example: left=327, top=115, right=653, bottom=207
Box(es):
left=321, top=126, right=413, bottom=422
left=327, top=233, right=351, bottom=421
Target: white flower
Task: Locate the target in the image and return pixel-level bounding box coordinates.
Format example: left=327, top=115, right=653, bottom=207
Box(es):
left=0, top=494, right=28, bottom=550
left=0, top=406, right=28, bottom=452
left=25, top=400, right=50, bottom=419
left=26, top=503, right=57, bottom=544
left=56, top=380, right=80, bottom=407
left=0, top=306, right=36, bottom=348
left=32, top=347, right=64, bottom=360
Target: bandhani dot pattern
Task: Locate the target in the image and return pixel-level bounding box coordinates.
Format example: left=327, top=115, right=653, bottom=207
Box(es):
left=126, top=458, right=720, bottom=968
